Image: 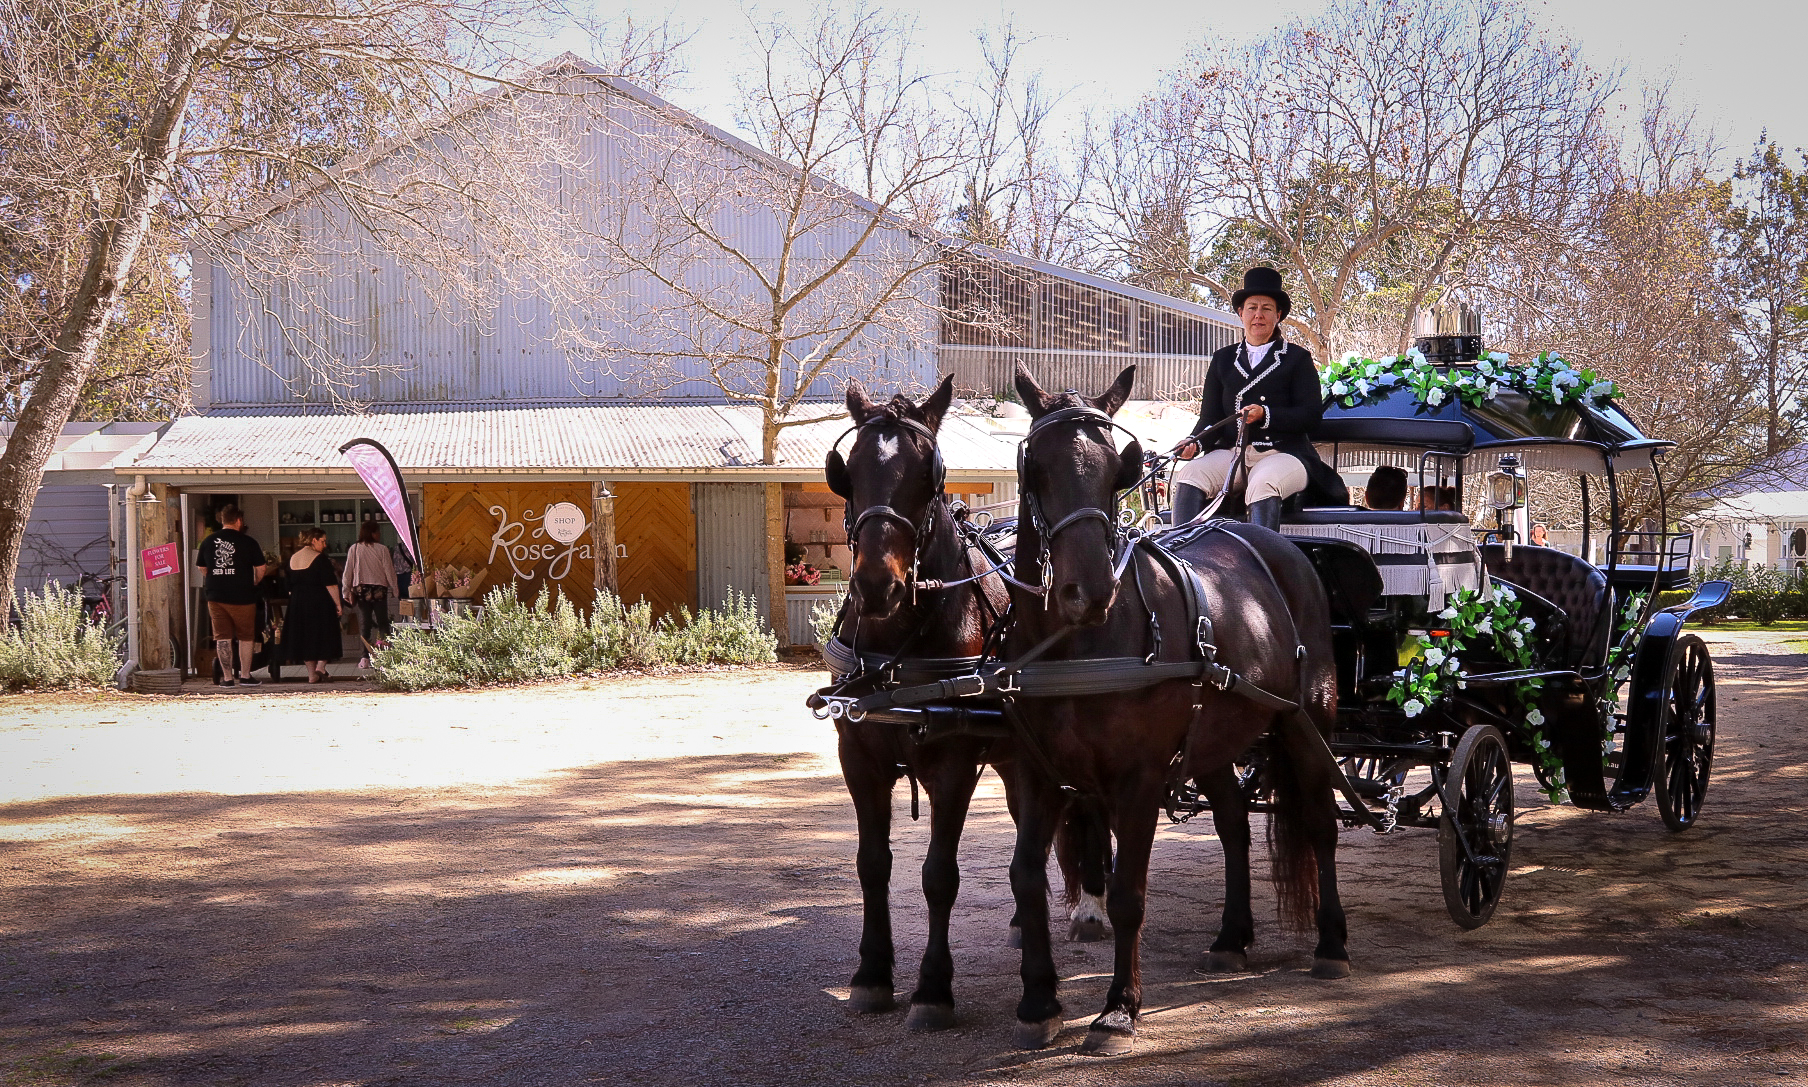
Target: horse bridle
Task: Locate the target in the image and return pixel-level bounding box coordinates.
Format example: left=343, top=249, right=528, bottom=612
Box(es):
left=832, top=413, right=946, bottom=603
left=1018, top=404, right=1143, bottom=605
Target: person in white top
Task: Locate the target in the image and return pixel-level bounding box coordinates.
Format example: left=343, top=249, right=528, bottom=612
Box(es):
left=342, top=521, right=399, bottom=660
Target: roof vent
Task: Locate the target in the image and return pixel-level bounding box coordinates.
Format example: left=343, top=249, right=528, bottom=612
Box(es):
left=1413, top=304, right=1483, bottom=363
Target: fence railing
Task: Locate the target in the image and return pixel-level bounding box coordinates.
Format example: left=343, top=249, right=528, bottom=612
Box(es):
left=939, top=346, right=1213, bottom=402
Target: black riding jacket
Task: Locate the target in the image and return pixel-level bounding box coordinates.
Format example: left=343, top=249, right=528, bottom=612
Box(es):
left=1189, top=338, right=1346, bottom=504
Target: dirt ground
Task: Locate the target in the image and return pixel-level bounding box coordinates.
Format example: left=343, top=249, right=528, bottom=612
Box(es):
left=1, top=631, right=1805, bottom=1087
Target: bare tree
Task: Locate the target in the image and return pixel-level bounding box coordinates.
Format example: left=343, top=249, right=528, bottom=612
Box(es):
left=1722, top=135, right=1808, bottom=461
left=1102, top=0, right=1609, bottom=359
left=592, top=6, right=966, bottom=464
left=0, top=0, right=682, bottom=612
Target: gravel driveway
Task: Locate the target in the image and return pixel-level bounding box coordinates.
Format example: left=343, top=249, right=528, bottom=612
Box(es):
left=1, top=632, right=1804, bottom=1086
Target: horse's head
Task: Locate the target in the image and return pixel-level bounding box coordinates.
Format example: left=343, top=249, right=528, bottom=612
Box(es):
left=1014, top=364, right=1142, bottom=628
left=825, top=375, right=955, bottom=620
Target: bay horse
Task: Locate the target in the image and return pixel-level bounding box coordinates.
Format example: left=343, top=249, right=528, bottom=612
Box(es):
left=1003, top=363, right=1352, bottom=1056
left=822, top=376, right=1111, bottom=1032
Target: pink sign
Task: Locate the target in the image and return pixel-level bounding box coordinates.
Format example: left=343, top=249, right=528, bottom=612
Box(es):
left=338, top=438, right=419, bottom=565
left=141, top=542, right=179, bottom=580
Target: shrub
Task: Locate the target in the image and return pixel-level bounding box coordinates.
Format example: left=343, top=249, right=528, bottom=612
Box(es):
left=372, top=586, right=777, bottom=691
left=0, top=583, right=121, bottom=691
left=1688, top=561, right=1808, bottom=625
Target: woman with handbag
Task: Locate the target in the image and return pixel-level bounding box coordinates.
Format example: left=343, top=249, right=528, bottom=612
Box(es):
left=342, top=521, right=398, bottom=666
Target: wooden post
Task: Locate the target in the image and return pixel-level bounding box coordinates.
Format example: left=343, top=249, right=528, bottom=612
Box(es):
left=137, top=483, right=179, bottom=670
left=592, top=481, right=619, bottom=600
left=765, top=482, right=787, bottom=645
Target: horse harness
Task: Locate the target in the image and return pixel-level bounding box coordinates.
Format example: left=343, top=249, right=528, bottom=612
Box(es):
left=811, top=404, right=1385, bottom=829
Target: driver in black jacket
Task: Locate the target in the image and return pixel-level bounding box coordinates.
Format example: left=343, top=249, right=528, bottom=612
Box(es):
left=1171, top=267, right=1341, bottom=529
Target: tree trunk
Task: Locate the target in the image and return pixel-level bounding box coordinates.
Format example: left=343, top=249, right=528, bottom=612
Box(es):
left=0, top=0, right=210, bottom=618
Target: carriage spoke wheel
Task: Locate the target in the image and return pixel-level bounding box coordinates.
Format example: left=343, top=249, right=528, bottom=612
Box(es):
left=1438, top=724, right=1514, bottom=930
left=1654, top=634, right=1716, bottom=832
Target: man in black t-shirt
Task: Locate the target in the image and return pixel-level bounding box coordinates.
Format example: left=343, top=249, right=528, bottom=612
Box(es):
left=195, top=504, right=269, bottom=687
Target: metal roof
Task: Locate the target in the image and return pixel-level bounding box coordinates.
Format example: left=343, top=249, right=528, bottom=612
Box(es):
left=1, top=422, right=167, bottom=484
left=121, top=403, right=1024, bottom=483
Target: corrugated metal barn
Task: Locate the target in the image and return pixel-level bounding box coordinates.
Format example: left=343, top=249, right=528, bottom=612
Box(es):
left=100, top=57, right=1239, bottom=675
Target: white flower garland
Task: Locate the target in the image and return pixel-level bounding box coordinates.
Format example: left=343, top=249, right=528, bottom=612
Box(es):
left=1386, top=582, right=1567, bottom=802
left=1321, top=349, right=1618, bottom=413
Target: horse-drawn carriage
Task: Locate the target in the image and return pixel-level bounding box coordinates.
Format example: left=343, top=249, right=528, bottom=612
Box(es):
left=1160, top=339, right=1730, bottom=927
left=809, top=333, right=1728, bottom=1053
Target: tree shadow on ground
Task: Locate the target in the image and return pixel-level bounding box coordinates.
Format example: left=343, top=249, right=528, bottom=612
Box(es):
left=0, top=667, right=1805, bottom=1086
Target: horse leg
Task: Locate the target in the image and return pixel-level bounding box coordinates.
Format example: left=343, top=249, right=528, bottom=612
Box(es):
left=1197, top=764, right=1255, bottom=972
left=1063, top=802, right=1113, bottom=943
left=906, top=757, right=981, bottom=1032
left=1000, top=763, right=1026, bottom=948
left=1009, top=767, right=1068, bottom=1049
left=1081, top=777, right=1160, bottom=1057
left=839, top=731, right=898, bottom=1012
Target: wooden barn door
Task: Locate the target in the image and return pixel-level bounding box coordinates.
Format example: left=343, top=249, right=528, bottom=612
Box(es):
left=612, top=482, right=696, bottom=620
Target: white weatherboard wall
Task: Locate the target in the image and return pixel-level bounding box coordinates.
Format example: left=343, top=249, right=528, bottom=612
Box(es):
left=693, top=482, right=770, bottom=619
left=16, top=486, right=111, bottom=598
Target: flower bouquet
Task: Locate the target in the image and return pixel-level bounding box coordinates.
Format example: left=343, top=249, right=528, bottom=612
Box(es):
left=432, top=564, right=486, bottom=599
left=785, top=560, right=821, bottom=586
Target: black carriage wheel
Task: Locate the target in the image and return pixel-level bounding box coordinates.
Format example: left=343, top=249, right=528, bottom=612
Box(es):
left=1438, top=724, right=1514, bottom=930
left=1653, top=634, right=1716, bottom=832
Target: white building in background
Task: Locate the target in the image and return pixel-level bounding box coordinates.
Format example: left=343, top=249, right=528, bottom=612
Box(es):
left=1687, top=446, right=1808, bottom=572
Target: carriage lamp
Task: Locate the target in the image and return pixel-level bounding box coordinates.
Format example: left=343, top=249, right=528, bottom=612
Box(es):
left=1486, top=454, right=1526, bottom=512
left=1487, top=454, right=1526, bottom=559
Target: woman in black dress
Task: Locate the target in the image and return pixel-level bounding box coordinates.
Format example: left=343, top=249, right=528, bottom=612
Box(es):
left=283, top=527, right=344, bottom=682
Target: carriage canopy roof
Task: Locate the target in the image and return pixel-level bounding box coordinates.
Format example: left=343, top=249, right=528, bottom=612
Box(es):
left=1312, top=380, right=1672, bottom=474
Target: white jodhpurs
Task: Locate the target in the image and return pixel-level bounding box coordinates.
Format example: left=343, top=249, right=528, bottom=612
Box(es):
left=1174, top=446, right=1308, bottom=503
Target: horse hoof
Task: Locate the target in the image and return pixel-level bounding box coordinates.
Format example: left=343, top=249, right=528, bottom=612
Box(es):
left=1080, top=1028, right=1135, bottom=1056
left=1080, top=1010, right=1135, bottom=1056
left=1198, top=950, right=1248, bottom=973
left=848, top=985, right=897, bottom=1012
left=1068, top=917, right=1109, bottom=943
left=1007, top=925, right=1023, bottom=949
left=905, top=1002, right=956, bottom=1032
left=1013, top=1015, right=1064, bottom=1049
left=1310, top=958, right=1352, bottom=980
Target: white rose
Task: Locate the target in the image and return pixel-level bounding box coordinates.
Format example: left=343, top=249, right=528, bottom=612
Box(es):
left=1476, top=618, right=1493, bottom=634
left=1525, top=707, right=1545, bottom=727
left=1332, top=381, right=1349, bottom=396
left=1404, top=699, right=1425, bottom=717
left=1555, top=370, right=1581, bottom=387
left=1444, top=657, right=1461, bottom=674
left=1485, top=383, right=1500, bottom=400
left=1438, top=607, right=1458, bottom=620
left=1509, top=630, right=1524, bottom=647
left=1424, top=647, right=1446, bottom=667
left=1426, top=388, right=1446, bottom=406
left=1587, top=381, right=1613, bottom=400
left=1519, top=617, right=1536, bottom=629
left=1408, top=348, right=1428, bottom=365
left=1488, top=350, right=1510, bottom=363
left=1551, top=387, right=1566, bottom=404
left=1341, top=351, right=1361, bottom=365
left=1476, top=360, right=1495, bottom=376
left=1356, top=380, right=1371, bottom=395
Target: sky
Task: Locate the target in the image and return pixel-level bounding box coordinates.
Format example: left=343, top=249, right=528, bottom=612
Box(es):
left=557, top=0, right=1808, bottom=167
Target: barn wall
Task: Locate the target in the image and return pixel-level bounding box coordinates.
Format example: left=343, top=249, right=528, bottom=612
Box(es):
left=693, top=482, right=770, bottom=620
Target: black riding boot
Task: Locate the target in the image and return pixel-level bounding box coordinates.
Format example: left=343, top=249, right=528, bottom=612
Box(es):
left=1172, top=483, right=1207, bottom=525
left=1248, top=497, right=1282, bottom=531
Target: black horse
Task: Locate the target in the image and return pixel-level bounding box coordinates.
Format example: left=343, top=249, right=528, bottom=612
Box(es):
left=823, top=376, right=1111, bottom=1031
left=1002, top=364, right=1352, bottom=1056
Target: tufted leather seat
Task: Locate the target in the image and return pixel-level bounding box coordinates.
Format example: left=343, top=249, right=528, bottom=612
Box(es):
left=1479, top=544, right=1610, bottom=669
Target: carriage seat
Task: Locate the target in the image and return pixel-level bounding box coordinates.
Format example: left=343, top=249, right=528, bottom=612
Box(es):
left=1479, top=544, right=1610, bottom=669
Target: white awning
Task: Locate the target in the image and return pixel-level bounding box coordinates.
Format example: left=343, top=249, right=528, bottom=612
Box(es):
left=0, top=422, right=167, bottom=485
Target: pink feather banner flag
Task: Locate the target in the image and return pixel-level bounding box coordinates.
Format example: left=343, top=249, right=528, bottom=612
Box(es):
left=338, top=438, right=420, bottom=565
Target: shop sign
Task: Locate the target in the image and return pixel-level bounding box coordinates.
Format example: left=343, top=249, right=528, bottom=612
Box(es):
left=141, top=542, right=179, bottom=580
left=488, top=503, right=593, bottom=582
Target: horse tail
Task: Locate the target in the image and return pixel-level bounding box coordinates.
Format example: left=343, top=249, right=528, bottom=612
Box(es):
left=1053, top=804, right=1112, bottom=908
left=1264, top=715, right=1321, bottom=932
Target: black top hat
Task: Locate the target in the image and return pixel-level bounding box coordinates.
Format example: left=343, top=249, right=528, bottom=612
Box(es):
left=1230, top=266, right=1290, bottom=319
